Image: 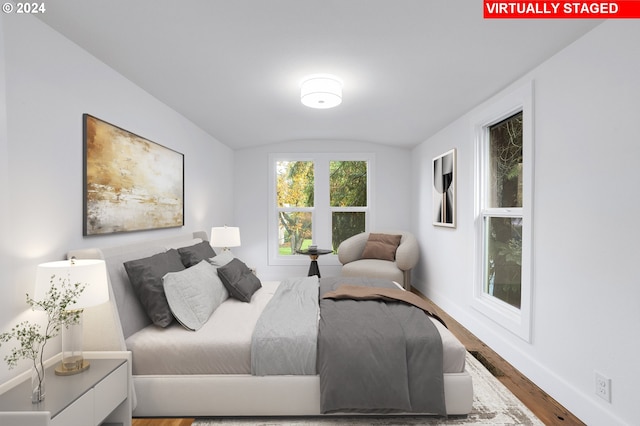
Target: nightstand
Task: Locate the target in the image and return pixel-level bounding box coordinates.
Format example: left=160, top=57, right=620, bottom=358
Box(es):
left=0, top=352, right=131, bottom=426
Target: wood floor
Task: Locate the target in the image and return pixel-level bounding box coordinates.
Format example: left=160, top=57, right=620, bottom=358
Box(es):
left=131, top=295, right=584, bottom=426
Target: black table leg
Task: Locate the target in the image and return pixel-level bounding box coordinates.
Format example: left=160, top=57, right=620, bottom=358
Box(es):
left=308, top=260, right=320, bottom=277
left=307, top=254, right=321, bottom=277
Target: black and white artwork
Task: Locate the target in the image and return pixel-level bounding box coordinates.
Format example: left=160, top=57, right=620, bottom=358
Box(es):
left=433, top=148, right=456, bottom=228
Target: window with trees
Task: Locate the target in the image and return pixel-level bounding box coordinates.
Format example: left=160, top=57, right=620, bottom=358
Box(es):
left=276, top=160, right=314, bottom=255
left=474, top=82, right=533, bottom=341
left=484, top=112, right=523, bottom=308
left=330, top=160, right=367, bottom=251
left=270, top=154, right=370, bottom=265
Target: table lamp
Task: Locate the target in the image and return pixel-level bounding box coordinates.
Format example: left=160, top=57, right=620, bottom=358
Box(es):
left=34, top=258, right=109, bottom=376
left=211, top=226, right=241, bottom=252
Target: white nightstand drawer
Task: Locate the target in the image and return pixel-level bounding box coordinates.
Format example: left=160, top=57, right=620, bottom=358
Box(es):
left=0, top=355, right=131, bottom=426
left=51, top=388, right=94, bottom=426
left=94, top=363, right=128, bottom=424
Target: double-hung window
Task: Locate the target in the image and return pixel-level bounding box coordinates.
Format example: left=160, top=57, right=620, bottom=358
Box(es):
left=474, top=83, right=534, bottom=341
left=270, top=153, right=371, bottom=265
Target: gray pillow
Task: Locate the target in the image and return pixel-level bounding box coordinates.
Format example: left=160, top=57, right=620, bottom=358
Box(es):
left=163, top=260, right=229, bottom=331
left=177, top=241, right=217, bottom=268
left=123, top=249, right=185, bottom=327
left=217, top=258, right=262, bottom=303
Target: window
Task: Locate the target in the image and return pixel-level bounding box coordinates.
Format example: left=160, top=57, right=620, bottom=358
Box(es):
left=484, top=112, right=523, bottom=308
left=474, top=82, right=533, bottom=341
left=270, top=154, right=371, bottom=265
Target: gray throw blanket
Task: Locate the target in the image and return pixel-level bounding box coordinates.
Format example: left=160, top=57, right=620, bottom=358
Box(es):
left=318, top=277, right=446, bottom=415
left=251, top=276, right=319, bottom=375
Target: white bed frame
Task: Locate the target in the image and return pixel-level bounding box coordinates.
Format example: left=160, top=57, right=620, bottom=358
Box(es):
left=70, top=231, right=473, bottom=417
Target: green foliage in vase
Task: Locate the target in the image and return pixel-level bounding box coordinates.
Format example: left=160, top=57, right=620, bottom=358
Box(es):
left=0, top=275, right=86, bottom=371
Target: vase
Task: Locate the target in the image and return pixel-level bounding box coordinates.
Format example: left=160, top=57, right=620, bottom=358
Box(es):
left=31, top=361, right=45, bottom=403
left=57, top=310, right=88, bottom=375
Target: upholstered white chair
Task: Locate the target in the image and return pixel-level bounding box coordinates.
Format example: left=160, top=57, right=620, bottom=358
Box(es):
left=337, top=231, right=419, bottom=290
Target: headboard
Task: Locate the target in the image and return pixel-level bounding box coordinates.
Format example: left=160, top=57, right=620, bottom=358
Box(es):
left=68, top=231, right=208, bottom=352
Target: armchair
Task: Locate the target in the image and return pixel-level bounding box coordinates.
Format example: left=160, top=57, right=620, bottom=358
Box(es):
left=337, top=231, right=419, bottom=290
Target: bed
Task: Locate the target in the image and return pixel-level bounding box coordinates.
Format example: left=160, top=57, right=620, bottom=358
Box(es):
left=68, top=231, right=473, bottom=417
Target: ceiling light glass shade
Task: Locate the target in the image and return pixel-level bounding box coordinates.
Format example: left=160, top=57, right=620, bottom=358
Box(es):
left=300, top=74, right=343, bottom=109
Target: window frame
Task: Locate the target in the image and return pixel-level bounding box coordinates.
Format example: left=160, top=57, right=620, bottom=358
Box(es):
left=268, top=153, right=373, bottom=266
left=473, top=82, right=534, bottom=342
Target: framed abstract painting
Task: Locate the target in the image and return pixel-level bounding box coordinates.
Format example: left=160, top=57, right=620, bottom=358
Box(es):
left=83, top=114, right=184, bottom=235
left=433, top=148, right=456, bottom=228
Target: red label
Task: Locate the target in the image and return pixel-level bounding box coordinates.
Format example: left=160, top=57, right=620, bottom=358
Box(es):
left=484, top=1, right=640, bottom=18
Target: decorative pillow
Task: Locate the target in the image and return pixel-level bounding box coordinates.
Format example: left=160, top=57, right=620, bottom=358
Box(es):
left=177, top=241, right=217, bottom=268
left=207, top=250, right=234, bottom=268
left=361, top=233, right=402, bottom=261
left=163, top=260, right=229, bottom=331
left=123, top=249, right=185, bottom=327
left=217, top=258, right=262, bottom=303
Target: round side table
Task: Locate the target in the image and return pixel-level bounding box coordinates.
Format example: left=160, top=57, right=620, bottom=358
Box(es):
left=296, top=248, right=333, bottom=277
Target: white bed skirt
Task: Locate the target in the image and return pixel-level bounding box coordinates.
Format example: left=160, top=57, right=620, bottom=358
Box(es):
left=132, top=372, right=473, bottom=417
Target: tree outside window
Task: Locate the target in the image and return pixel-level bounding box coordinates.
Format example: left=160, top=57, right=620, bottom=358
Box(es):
left=276, top=160, right=313, bottom=255
left=330, top=160, right=367, bottom=251
left=484, top=112, right=523, bottom=308
left=274, top=157, right=369, bottom=257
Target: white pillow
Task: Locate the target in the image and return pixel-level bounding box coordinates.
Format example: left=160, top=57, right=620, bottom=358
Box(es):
left=163, top=260, right=229, bottom=331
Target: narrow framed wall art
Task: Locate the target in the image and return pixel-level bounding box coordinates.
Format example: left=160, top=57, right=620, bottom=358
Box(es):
left=433, top=148, right=456, bottom=228
left=83, top=114, right=184, bottom=235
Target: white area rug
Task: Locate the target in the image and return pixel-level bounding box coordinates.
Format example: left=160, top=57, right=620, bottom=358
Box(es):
left=193, top=353, right=544, bottom=425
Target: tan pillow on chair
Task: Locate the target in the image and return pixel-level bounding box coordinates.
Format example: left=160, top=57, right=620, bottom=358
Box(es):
left=361, top=233, right=402, bottom=261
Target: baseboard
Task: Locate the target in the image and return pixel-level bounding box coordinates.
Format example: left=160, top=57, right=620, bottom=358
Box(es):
left=424, top=287, right=627, bottom=426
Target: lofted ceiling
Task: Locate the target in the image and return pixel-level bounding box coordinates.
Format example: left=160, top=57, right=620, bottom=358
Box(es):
left=37, top=1, right=601, bottom=150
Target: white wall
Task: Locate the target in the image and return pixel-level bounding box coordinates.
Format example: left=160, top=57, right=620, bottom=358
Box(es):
left=0, top=14, right=235, bottom=383
left=234, top=140, right=412, bottom=281
left=412, top=20, right=639, bottom=426
left=0, top=11, right=10, bottom=353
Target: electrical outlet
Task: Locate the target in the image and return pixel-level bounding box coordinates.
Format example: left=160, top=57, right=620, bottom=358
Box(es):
left=595, top=371, right=611, bottom=403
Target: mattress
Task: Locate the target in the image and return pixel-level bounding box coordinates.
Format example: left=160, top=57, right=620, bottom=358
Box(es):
left=126, top=280, right=466, bottom=376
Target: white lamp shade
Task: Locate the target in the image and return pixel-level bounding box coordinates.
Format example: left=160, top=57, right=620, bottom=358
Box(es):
left=211, top=226, right=241, bottom=248
left=35, top=259, right=109, bottom=309
left=300, top=74, right=343, bottom=109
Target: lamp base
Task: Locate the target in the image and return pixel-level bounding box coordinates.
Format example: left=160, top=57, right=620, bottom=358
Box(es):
left=55, top=358, right=90, bottom=376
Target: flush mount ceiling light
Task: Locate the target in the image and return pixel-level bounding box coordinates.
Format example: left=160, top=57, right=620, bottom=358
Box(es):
left=300, top=74, right=343, bottom=109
